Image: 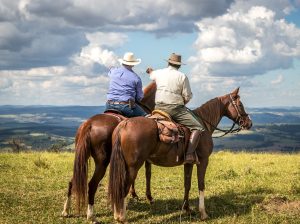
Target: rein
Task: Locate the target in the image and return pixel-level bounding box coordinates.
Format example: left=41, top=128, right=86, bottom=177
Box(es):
left=208, top=121, right=241, bottom=138
left=187, top=94, right=243, bottom=138
left=192, top=111, right=241, bottom=138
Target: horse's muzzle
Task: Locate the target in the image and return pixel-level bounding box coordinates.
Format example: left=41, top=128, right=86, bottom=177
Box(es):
left=239, top=115, right=252, bottom=130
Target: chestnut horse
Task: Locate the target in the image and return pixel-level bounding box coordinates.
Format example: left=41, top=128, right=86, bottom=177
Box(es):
left=61, top=81, right=156, bottom=221
left=108, top=88, right=252, bottom=222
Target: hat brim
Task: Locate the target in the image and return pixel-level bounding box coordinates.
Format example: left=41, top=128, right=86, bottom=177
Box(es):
left=118, top=58, right=141, bottom=66
left=165, top=59, right=186, bottom=65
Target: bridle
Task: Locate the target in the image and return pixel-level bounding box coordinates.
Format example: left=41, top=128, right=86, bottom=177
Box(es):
left=193, top=94, right=250, bottom=138
left=229, top=94, right=250, bottom=127
left=212, top=94, right=250, bottom=138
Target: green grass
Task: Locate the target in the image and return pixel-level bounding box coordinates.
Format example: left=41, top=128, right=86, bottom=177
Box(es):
left=0, top=151, right=299, bottom=223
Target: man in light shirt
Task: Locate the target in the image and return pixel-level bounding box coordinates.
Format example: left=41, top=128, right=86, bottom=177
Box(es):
left=147, top=53, right=204, bottom=164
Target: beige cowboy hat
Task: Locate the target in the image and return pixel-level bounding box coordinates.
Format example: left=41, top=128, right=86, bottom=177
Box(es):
left=118, top=52, right=141, bottom=66
left=165, top=53, right=186, bottom=65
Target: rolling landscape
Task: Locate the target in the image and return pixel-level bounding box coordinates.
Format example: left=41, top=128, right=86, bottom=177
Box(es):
left=1, top=1, right=300, bottom=223
left=0, top=105, right=299, bottom=152
left=0, top=106, right=299, bottom=223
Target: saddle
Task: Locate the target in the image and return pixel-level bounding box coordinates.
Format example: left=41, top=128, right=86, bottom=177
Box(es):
left=104, top=109, right=127, bottom=122
left=148, top=110, right=187, bottom=144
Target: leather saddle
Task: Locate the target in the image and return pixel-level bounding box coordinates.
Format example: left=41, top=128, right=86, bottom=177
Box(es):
left=104, top=109, right=127, bottom=122
left=148, top=110, right=189, bottom=144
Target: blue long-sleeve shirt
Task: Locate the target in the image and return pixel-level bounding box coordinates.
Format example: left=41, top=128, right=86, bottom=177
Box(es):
left=106, top=66, right=144, bottom=102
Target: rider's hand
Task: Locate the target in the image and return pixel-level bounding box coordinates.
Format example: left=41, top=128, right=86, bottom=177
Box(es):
left=146, top=67, right=153, bottom=74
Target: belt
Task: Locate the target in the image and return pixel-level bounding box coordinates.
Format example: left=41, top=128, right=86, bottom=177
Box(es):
left=107, top=100, right=129, bottom=105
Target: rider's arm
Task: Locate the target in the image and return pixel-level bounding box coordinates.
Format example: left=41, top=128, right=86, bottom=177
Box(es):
left=135, top=77, right=144, bottom=102
left=147, top=67, right=157, bottom=81
left=182, top=76, right=193, bottom=105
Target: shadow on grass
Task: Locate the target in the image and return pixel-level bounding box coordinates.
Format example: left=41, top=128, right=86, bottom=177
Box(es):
left=124, top=188, right=272, bottom=223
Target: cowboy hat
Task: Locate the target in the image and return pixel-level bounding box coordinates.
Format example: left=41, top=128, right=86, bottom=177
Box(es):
left=118, top=52, right=141, bottom=66
left=165, top=53, right=186, bottom=65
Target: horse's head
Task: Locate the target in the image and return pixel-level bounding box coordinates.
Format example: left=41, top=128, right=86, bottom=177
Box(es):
left=222, top=87, right=252, bottom=130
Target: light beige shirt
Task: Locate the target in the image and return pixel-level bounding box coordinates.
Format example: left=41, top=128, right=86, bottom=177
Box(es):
left=150, top=66, right=193, bottom=105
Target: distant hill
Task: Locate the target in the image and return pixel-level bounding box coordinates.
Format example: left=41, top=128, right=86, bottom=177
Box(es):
left=247, top=107, right=300, bottom=124
left=1, top=105, right=300, bottom=125
left=0, top=105, right=299, bottom=152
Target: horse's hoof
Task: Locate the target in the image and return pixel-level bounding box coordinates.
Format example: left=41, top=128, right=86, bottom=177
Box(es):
left=115, top=217, right=128, bottom=224
left=200, top=212, right=209, bottom=220
left=131, top=192, right=139, bottom=199
left=87, top=214, right=99, bottom=223
left=185, top=208, right=192, bottom=214
left=147, top=196, right=154, bottom=204
left=61, top=211, right=69, bottom=217
left=132, top=195, right=140, bottom=201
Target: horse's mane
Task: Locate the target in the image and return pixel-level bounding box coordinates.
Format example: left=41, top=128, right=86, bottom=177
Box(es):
left=193, top=98, right=223, bottom=132
left=143, top=81, right=156, bottom=96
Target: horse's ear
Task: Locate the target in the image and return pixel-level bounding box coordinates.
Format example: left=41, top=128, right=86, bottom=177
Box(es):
left=231, top=87, right=240, bottom=96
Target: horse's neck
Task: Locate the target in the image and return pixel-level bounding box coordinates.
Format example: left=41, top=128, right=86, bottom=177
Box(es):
left=193, top=98, right=226, bottom=133
left=141, top=82, right=156, bottom=112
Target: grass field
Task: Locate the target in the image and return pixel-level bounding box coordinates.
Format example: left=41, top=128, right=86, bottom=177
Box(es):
left=0, top=151, right=299, bottom=223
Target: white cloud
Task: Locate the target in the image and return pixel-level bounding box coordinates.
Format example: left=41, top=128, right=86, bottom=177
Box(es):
left=41, top=80, right=52, bottom=89
left=190, top=5, right=300, bottom=80
left=75, top=32, right=125, bottom=68
left=0, top=0, right=235, bottom=70
left=85, top=32, right=127, bottom=48
left=271, top=74, right=284, bottom=84
left=63, top=75, right=108, bottom=87
left=0, top=77, right=12, bottom=89
left=0, top=31, right=122, bottom=105
left=230, top=0, right=293, bottom=17
left=0, top=0, right=299, bottom=107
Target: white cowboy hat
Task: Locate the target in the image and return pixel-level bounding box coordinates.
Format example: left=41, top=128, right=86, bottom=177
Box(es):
left=118, top=52, right=141, bottom=66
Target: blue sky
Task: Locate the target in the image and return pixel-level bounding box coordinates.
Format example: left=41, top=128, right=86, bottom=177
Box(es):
left=0, top=0, right=300, bottom=108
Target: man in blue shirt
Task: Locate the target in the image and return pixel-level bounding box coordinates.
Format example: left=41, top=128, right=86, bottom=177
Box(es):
left=106, top=52, right=147, bottom=117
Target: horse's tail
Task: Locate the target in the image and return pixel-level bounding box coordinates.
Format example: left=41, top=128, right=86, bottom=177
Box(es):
left=72, top=120, right=92, bottom=212
left=108, top=121, right=128, bottom=213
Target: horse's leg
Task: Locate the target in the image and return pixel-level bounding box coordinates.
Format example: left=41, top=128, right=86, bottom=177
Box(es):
left=183, top=164, right=193, bottom=213
left=145, top=161, right=153, bottom=204
left=129, top=181, right=139, bottom=200
left=129, top=160, right=153, bottom=201
left=62, top=180, right=72, bottom=217
left=196, top=157, right=209, bottom=220
left=87, top=161, right=108, bottom=221
left=117, top=166, right=139, bottom=223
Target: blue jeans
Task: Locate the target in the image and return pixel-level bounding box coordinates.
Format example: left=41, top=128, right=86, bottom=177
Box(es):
left=106, top=102, right=147, bottom=117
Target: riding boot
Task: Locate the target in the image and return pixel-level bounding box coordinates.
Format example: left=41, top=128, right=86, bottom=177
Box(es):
left=184, top=130, right=201, bottom=164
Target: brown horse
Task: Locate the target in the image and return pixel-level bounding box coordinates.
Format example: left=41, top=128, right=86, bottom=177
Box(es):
left=108, top=87, right=252, bottom=222
left=61, top=81, right=156, bottom=221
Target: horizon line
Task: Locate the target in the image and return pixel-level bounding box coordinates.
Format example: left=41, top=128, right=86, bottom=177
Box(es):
left=0, top=104, right=300, bottom=109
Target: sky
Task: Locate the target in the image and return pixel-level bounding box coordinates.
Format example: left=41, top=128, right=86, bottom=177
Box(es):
left=0, top=0, right=300, bottom=108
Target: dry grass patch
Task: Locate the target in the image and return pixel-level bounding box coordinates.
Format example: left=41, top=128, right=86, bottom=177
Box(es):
left=260, top=195, right=300, bottom=217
